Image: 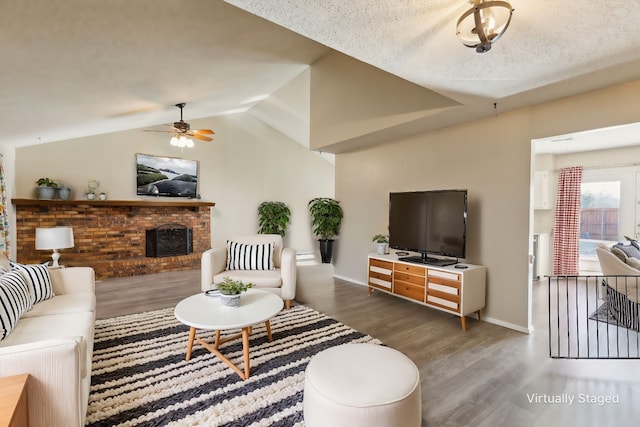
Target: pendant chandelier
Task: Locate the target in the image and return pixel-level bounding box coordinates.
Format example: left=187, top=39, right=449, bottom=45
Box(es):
left=456, top=0, right=514, bottom=53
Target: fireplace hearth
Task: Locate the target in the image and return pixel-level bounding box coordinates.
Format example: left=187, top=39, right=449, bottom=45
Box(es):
left=146, top=223, right=193, bottom=258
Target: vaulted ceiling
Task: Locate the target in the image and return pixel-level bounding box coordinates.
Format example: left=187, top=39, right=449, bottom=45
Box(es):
left=2, top=1, right=640, bottom=150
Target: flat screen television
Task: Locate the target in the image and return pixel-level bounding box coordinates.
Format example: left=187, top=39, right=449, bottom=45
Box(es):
left=136, top=153, right=199, bottom=198
left=388, top=189, right=467, bottom=266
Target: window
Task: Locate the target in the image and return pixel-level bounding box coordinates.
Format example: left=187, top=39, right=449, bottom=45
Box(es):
left=579, top=168, right=635, bottom=272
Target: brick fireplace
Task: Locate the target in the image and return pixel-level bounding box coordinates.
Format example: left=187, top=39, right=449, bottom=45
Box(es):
left=12, top=199, right=214, bottom=280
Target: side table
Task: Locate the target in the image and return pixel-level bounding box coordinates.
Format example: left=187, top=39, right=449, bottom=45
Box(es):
left=0, top=374, right=29, bottom=427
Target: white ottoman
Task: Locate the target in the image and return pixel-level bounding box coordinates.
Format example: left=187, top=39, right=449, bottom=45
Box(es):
left=303, top=343, right=421, bottom=427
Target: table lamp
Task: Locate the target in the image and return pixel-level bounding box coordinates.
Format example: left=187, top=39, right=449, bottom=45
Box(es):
left=35, top=226, right=74, bottom=268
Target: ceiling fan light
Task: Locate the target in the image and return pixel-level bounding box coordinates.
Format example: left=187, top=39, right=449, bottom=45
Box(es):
left=456, top=0, right=513, bottom=53
left=170, top=136, right=179, bottom=146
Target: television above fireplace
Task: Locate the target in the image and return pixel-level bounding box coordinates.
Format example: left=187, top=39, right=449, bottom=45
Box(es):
left=136, top=153, right=199, bottom=198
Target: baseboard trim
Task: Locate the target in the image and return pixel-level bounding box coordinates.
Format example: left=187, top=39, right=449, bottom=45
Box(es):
left=482, top=316, right=533, bottom=334
left=334, top=274, right=533, bottom=334
left=333, top=274, right=367, bottom=287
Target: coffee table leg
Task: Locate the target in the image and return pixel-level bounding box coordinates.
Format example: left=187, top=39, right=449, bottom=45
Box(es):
left=214, top=330, right=221, bottom=349
left=186, top=327, right=196, bottom=361
left=242, top=327, right=251, bottom=379
left=265, top=320, right=273, bottom=342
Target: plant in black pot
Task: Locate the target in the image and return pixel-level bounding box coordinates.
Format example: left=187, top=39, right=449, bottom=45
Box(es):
left=35, top=178, right=59, bottom=200
left=308, top=197, right=344, bottom=263
left=257, top=201, right=291, bottom=237
left=216, top=277, right=254, bottom=308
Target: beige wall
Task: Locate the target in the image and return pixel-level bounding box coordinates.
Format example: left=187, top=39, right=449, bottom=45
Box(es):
left=14, top=111, right=334, bottom=254
left=333, top=80, right=640, bottom=332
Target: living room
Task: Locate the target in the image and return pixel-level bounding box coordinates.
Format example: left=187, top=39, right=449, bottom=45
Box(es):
left=2, top=1, right=640, bottom=426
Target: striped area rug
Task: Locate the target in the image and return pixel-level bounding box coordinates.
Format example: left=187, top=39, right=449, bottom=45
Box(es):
left=86, top=305, right=382, bottom=426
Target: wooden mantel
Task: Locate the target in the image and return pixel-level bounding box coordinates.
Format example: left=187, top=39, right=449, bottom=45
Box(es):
left=12, top=198, right=215, bottom=208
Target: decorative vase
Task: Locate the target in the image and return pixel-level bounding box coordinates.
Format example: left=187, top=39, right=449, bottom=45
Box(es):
left=99, top=193, right=107, bottom=200
left=37, top=187, right=56, bottom=200
left=220, top=293, right=241, bottom=308
left=58, top=187, right=71, bottom=200
left=376, top=243, right=388, bottom=255
left=87, top=193, right=95, bottom=200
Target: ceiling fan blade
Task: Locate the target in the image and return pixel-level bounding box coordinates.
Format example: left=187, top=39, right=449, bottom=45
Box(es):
left=142, top=129, right=173, bottom=133
left=193, top=129, right=215, bottom=135
left=191, top=133, right=213, bottom=142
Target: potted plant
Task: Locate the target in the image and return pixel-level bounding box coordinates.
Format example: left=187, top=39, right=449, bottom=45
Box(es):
left=258, top=201, right=291, bottom=237
left=216, top=277, right=254, bottom=308
left=86, top=179, right=99, bottom=200
left=372, top=234, right=389, bottom=255
left=308, top=197, right=344, bottom=263
left=57, top=184, right=71, bottom=200
left=36, top=178, right=59, bottom=200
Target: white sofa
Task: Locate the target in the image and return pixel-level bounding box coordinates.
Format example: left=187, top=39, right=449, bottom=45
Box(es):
left=0, top=265, right=95, bottom=427
left=201, top=234, right=297, bottom=309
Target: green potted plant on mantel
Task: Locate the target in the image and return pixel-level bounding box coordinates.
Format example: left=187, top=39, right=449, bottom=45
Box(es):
left=308, top=197, right=344, bottom=264
left=35, top=178, right=59, bottom=200
left=372, top=234, right=389, bottom=255
left=216, top=277, right=254, bottom=308
left=258, top=201, right=291, bottom=237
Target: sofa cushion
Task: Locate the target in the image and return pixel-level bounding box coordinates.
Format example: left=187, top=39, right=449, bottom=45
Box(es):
left=10, top=262, right=54, bottom=304
left=0, top=270, right=32, bottom=340
left=627, top=257, right=640, bottom=270
left=610, top=246, right=628, bottom=263
left=21, top=293, right=96, bottom=318
left=214, top=269, right=282, bottom=288
left=614, top=243, right=640, bottom=260
left=0, top=311, right=95, bottom=378
left=226, top=241, right=275, bottom=271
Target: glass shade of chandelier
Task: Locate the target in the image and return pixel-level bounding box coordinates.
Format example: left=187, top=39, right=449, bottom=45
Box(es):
left=456, top=0, right=514, bottom=53
left=170, top=134, right=194, bottom=148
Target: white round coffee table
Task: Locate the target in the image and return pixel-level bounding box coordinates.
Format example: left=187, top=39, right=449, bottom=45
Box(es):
left=174, top=288, right=284, bottom=380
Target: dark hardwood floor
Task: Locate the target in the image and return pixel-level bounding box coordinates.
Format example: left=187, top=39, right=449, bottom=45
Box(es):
left=95, top=269, right=640, bottom=426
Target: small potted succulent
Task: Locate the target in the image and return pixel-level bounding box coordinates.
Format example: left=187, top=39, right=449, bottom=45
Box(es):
left=372, top=234, right=389, bottom=255
left=36, top=178, right=59, bottom=200
left=216, top=277, right=254, bottom=308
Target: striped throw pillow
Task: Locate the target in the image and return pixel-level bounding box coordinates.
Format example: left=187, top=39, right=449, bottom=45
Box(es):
left=0, top=270, right=32, bottom=340
left=226, top=241, right=275, bottom=271
left=10, top=262, right=54, bottom=304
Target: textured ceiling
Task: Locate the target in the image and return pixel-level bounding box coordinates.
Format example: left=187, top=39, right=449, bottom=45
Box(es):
left=2, top=0, right=640, bottom=150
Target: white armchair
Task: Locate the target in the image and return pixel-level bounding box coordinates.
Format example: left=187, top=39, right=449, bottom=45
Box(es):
left=201, top=234, right=297, bottom=309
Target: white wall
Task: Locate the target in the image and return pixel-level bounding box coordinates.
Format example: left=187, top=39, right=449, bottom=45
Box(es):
left=14, top=111, right=334, bottom=254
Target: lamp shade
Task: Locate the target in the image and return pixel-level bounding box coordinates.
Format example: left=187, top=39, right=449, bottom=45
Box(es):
left=35, top=227, right=74, bottom=250
left=456, top=0, right=514, bottom=53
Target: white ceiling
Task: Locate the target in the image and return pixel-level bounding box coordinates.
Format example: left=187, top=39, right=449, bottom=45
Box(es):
left=2, top=0, right=640, bottom=152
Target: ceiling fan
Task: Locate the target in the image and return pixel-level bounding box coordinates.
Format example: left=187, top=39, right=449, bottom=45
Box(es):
left=144, top=102, right=215, bottom=143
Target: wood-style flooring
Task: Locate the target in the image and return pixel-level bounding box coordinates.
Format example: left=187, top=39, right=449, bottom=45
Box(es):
left=95, top=268, right=640, bottom=426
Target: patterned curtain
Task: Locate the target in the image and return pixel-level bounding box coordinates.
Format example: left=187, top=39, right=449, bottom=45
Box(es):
left=0, top=156, right=8, bottom=254
left=553, top=166, right=583, bottom=275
